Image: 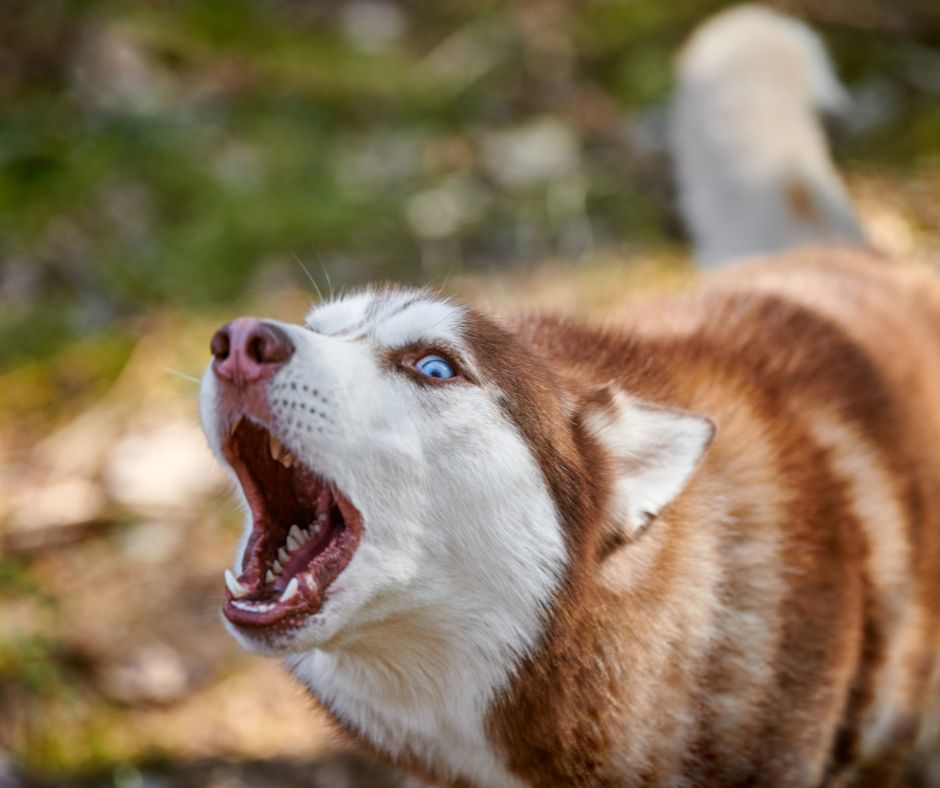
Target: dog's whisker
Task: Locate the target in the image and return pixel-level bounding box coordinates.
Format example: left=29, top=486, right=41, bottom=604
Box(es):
left=321, top=262, right=334, bottom=299
left=433, top=258, right=458, bottom=293
left=294, top=254, right=324, bottom=302
left=163, top=367, right=201, bottom=384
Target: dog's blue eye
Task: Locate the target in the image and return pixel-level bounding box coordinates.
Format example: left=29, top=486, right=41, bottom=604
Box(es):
left=416, top=355, right=455, bottom=380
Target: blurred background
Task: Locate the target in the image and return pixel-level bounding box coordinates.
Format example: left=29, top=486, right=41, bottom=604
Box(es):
left=1, top=0, right=938, bottom=785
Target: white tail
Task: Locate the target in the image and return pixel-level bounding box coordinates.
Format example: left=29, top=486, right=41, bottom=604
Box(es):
left=670, top=4, right=867, bottom=266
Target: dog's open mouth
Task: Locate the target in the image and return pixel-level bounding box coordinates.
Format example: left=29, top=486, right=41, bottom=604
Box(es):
left=220, top=417, right=362, bottom=632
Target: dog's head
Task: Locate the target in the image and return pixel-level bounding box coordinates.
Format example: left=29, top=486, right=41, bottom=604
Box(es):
left=200, top=287, right=713, bottom=658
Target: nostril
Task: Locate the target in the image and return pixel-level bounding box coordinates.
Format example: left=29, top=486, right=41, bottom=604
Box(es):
left=248, top=323, right=293, bottom=365
left=211, top=326, right=231, bottom=361
left=247, top=335, right=265, bottom=364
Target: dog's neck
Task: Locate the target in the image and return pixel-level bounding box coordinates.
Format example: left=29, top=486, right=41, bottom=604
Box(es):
left=287, top=570, right=551, bottom=787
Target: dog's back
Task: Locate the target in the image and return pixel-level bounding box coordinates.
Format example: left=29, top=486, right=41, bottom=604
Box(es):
left=496, top=248, right=940, bottom=784
left=637, top=253, right=940, bottom=779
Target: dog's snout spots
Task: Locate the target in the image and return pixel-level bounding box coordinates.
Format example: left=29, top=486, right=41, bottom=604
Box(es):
left=212, top=318, right=294, bottom=384
left=268, top=374, right=338, bottom=447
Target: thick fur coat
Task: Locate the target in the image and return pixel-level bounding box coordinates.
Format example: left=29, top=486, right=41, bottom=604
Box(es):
left=202, top=249, right=940, bottom=786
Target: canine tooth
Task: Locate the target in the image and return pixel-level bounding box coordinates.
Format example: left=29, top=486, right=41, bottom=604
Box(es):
left=273, top=559, right=283, bottom=575
left=224, top=569, right=249, bottom=599
left=281, top=452, right=295, bottom=468
left=269, top=434, right=283, bottom=460
left=279, top=577, right=300, bottom=603
left=265, top=569, right=276, bottom=585
left=287, top=524, right=304, bottom=549
left=278, top=547, right=290, bottom=563
left=228, top=416, right=243, bottom=436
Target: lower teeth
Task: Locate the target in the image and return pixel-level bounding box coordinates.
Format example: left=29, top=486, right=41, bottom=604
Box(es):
left=279, top=577, right=300, bottom=602
left=232, top=600, right=276, bottom=613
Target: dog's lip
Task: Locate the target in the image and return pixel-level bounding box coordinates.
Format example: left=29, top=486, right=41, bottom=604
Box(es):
left=217, top=412, right=363, bottom=633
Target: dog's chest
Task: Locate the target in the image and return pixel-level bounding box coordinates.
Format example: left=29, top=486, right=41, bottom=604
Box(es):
left=290, top=650, right=528, bottom=787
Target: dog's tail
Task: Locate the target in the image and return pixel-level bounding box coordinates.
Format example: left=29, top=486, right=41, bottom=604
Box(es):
left=670, top=4, right=868, bottom=267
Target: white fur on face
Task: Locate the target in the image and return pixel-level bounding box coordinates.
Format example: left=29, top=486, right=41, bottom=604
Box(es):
left=200, top=288, right=566, bottom=784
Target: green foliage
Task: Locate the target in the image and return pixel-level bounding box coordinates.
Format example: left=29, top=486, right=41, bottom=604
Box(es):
left=0, top=0, right=936, bottom=372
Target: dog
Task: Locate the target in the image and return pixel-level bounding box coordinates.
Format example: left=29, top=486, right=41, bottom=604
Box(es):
left=200, top=248, right=940, bottom=786
left=670, top=4, right=867, bottom=266
left=199, top=8, right=940, bottom=787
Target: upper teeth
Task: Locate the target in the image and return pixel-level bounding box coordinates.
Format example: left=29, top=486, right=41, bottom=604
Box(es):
left=268, top=434, right=297, bottom=468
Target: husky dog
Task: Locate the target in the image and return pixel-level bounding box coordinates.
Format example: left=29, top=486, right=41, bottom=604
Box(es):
left=201, top=249, right=940, bottom=786
left=199, top=8, right=940, bottom=787
left=671, top=4, right=867, bottom=265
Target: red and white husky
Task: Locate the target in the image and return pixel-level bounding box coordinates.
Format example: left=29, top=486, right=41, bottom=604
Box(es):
left=199, top=8, right=940, bottom=787
left=201, top=250, right=940, bottom=786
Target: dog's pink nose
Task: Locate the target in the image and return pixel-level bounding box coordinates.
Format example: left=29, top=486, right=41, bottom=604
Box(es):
left=211, top=318, right=293, bottom=383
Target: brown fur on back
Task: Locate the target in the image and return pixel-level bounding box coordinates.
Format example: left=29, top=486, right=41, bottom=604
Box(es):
left=483, top=248, right=940, bottom=786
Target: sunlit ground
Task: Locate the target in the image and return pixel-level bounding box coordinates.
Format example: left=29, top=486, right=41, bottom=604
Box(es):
left=1, top=162, right=938, bottom=786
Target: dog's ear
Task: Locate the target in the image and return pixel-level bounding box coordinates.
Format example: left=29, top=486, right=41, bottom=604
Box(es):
left=583, top=387, right=715, bottom=538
